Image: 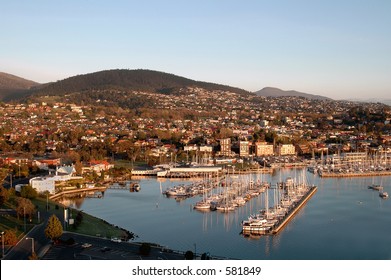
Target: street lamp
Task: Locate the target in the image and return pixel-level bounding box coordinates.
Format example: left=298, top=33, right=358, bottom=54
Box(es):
left=26, top=237, right=34, bottom=255
left=1, top=231, right=4, bottom=258
left=24, top=206, right=26, bottom=233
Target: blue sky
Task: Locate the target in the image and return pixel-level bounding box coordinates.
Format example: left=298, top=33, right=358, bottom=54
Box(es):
left=1, top=0, right=390, bottom=99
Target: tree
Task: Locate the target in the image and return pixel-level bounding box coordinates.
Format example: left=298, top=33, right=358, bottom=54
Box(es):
left=184, top=250, right=194, bottom=260
left=20, top=185, right=38, bottom=199
left=74, top=160, right=83, bottom=176
left=3, top=229, right=18, bottom=246
left=139, top=242, right=151, bottom=256
left=15, top=197, right=36, bottom=220
left=45, top=214, right=63, bottom=242
left=0, top=185, right=10, bottom=207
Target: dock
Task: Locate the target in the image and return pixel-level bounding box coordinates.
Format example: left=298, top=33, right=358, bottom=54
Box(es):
left=242, top=184, right=318, bottom=236
left=319, top=171, right=391, bottom=178
left=270, top=186, right=317, bottom=234
left=50, top=186, right=107, bottom=200
left=106, top=181, right=140, bottom=191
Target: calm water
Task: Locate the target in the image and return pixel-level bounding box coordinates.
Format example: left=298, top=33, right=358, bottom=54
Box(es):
left=66, top=169, right=391, bottom=260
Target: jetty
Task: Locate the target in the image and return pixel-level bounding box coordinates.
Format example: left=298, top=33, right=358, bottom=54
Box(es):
left=106, top=181, right=140, bottom=191
left=270, top=186, right=317, bottom=234
left=50, top=186, right=107, bottom=200
left=242, top=174, right=317, bottom=236
left=319, top=170, right=391, bottom=178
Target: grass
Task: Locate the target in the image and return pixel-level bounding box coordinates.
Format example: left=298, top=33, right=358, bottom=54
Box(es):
left=0, top=195, right=131, bottom=242
left=67, top=210, right=127, bottom=239
left=32, top=197, right=129, bottom=239
left=114, top=160, right=149, bottom=169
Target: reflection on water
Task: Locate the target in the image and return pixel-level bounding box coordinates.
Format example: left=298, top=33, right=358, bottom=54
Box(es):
left=63, top=169, right=391, bottom=259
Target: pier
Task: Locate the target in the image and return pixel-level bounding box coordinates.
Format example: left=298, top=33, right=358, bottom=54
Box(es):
left=242, top=178, right=318, bottom=236
left=271, top=186, right=317, bottom=234
left=319, top=171, right=391, bottom=178
left=50, top=186, right=107, bottom=200
left=106, top=181, right=140, bottom=191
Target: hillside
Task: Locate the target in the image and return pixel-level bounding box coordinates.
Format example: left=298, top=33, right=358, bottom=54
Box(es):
left=0, top=72, right=40, bottom=100
left=254, top=87, right=332, bottom=101
left=27, top=69, right=250, bottom=98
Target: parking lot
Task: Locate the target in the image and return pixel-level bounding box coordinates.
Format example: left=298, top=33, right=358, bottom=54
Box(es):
left=41, top=232, right=184, bottom=260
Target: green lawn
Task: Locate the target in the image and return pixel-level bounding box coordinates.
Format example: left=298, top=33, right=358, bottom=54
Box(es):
left=32, top=197, right=130, bottom=239
left=67, top=210, right=127, bottom=239
left=0, top=196, right=132, bottom=242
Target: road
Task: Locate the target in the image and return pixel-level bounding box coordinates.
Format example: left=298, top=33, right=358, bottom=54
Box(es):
left=41, top=232, right=186, bottom=260
left=3, top=209, right=53, bottom=260
left=3, top=224, right=186, bottom=260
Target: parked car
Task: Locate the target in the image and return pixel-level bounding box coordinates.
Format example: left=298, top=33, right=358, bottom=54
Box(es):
left=111, top=237, right=121, bottom=243
left=101, top=247, right=111, bottom=252
left=81, top=243, right=92, bottom=248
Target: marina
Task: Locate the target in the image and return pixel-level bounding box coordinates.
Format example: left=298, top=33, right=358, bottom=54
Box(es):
left=61, top=168, right=391, bottom=260
left=241, top=170, right=317, bottom=236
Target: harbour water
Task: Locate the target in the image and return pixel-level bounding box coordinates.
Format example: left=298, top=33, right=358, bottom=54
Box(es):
left=64, top=168, right=391, bottom=260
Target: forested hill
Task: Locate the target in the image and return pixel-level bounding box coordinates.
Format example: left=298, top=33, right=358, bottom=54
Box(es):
left=0, top=72, right=40, bottom=101
left=28, top=69, right=250, bottom=97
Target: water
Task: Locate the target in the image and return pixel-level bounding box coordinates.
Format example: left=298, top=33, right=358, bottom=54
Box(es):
left=65, top=169, right=391, bottom=260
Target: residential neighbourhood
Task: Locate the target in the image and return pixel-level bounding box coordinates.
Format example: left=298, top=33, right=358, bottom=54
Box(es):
left=1, top=89, right=391, bottom=195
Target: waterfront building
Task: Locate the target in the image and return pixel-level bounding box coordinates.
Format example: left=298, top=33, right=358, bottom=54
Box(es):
left=255, top=142, right=274, bottom=156
left=239, top=140, right=250, bottom=157
left=220, top=138, right=232, bottom=156
left=184, top=144, right=198, bottom=152
left=277, top=144, right=296, bottom=156
left=343, top=152, right=367, bottom=163
left=199, top=145, right=213, bottom=153
left=29, top=177, right=56, bottom=194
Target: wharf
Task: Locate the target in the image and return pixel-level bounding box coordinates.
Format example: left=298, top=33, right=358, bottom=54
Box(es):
left=270, top=186, right=317, bottom=234
left=50, top=186, right=107, bottom=200
left=106, top=181, right=140, bottom=190
left=319, top=171, right=391, bottom=178
left=242, top=185, right=317, bottom=236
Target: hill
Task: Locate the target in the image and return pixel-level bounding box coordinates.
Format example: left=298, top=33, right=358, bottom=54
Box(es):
left=27, top=69, right=250, bottom=98
left=0, top=72, right=40, bottom=101
left=254, top=87, right=332, bottom=101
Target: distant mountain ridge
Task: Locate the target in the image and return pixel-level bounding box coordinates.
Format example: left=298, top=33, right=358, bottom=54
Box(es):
left=28, top=69, right=250, bottom=97
left=0, top=70, right=335, bottom=103
left=254, top=87, right=332, bottom=101
left=0, top=72, right=40, bottom=100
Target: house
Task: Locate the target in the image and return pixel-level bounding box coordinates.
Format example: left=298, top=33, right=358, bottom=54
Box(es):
left=83, top=160, right=114, bottom=174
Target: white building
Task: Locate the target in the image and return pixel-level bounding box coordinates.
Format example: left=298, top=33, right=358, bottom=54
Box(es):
left=28, top=165, right=81, bottom=194
left=29, top=177, right=56, bottom=194
left=239, top=141, right=250, bottom=157
left=277, top=144, right=296, bottom=156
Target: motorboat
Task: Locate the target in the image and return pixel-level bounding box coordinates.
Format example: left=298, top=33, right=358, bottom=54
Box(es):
left=379, top=191, right=389, bottom=198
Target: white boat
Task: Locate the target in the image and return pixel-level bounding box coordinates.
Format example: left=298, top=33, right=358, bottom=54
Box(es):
left=216, top=203, right=236, bottom=212
left=368, top=184, right=383, bottom=191
left=193, top=201, right=211, bottom=210
left=242, top=218, right=270, bottom=234
left=379, top=191, right=389, bottom=198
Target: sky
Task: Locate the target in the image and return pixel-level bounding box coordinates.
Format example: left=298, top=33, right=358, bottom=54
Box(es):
left=1, top=0, right=390, bottom=100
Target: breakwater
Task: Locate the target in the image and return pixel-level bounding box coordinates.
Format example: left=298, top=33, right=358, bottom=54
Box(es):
left=242, top=185, right=318, bottom=236
left=271, top=186, right=317, bottom=234
left=319, top=171, right=391, bottom=178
